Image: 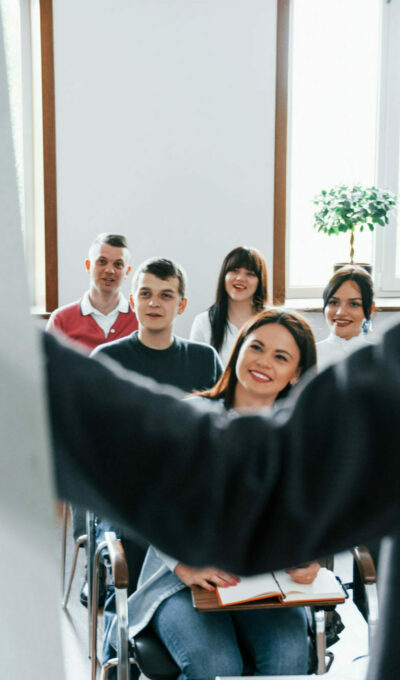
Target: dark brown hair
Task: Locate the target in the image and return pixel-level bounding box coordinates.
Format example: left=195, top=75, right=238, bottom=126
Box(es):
left=323, top=266, right=374, bottom=321
left=132, top=257, right=187, bottom=298
left=197, top=308, right=316, bottom=408
left=209, top=246, right=269, bottom=353
left=89, top=233, right=131, bottom=262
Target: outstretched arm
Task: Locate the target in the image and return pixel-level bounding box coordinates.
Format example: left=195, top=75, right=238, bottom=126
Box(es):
left=43, top=322, right=400, bottom=575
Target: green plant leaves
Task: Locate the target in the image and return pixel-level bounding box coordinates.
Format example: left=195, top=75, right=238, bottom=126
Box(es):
left=312, top=183, right=397, bottom=236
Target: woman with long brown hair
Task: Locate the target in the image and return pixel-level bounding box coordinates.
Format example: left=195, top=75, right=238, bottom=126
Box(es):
left=111, top=309, right=320, bottom=679
left=190, top=246, right=269, bottom=365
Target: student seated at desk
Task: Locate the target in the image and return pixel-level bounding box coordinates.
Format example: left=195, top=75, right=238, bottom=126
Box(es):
left=92, top=257, right=223, bottom=678
left=317, top=265, right=379, bottom=620
left=107, top=309, right=320, bottom=678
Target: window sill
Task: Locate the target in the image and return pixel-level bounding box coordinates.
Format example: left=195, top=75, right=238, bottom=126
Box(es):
left=284, top=298, right=400, bottom=313
left=31, top=307, right=51, bottom=319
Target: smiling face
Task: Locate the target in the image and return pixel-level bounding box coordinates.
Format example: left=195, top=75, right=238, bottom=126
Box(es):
left=131, top=272, right=187, bottom=334
left=234, top=323, right=301, bottom=409
left=224, top=266, right=259, bottom=304
left=324, top=280, right=368, bottom=340
left=85, top=243, right=131, bottom=296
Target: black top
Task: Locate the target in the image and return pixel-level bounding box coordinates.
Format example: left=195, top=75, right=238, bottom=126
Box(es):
left=92, top=331, right=223, bottom=589
left=92, top=331, right=223, bottom=394
left=44, top=323, right=400, bottom=680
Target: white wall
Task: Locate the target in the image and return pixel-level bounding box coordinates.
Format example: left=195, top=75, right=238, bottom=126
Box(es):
left=0, top=7, right=64, bottom=676
left=52, top=0, right=277, bottom=335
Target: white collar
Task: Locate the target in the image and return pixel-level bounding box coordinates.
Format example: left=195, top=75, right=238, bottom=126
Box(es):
left=326, top=330, right=366, bottom=348
left=81, top=291, right=129, bottom=317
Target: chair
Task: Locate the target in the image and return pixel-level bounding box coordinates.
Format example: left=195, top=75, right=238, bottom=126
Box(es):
left=91, top=537, right=375, bottom=678
left=350, top=545, right=378, bottom=653
left=91, top=532, right=169, bottom=680
left=61, top=503, right=88, bottom=609
left=61, top=504, right=97, bottom=656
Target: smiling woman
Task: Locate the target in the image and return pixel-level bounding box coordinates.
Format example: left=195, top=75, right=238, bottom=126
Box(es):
left=190, top=246, right=269, bottom=366
left=128, top=309, right=319, bottom=680
left=234, top=322, right=301, bottom=410
left=198, top=308, right=317, bottom=410
left=317, top=266, right=376, bottom=370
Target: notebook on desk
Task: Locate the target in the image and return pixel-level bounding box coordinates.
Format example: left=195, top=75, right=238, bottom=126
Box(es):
left=216, top=567, right=345, bottom=606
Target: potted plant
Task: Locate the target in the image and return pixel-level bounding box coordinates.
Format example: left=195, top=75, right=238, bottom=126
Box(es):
left=313, top=184, right=397, bottom=272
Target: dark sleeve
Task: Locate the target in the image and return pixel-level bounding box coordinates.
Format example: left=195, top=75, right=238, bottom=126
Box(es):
left=43, top=324, right=400, bottom=575
left=90, top=343, right=115, bottom=359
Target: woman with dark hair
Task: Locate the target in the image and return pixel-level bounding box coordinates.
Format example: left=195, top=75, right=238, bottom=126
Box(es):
left=201, top=308, right=317, bottom=409
left=190, top=246, right=269, bottom=365
left=318, top=266, right=378, bottom=620
left=108, top=309, right=319, bottom=679
left=317, top=265, right=375, bottom=370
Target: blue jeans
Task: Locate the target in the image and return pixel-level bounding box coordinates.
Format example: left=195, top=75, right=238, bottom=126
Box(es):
left=151, top=587, right=309, bottom=679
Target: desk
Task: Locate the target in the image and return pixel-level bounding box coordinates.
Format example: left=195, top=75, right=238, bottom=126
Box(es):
left=191, top=585, right=345, bottom=612
left=192, top=585, right=346, bottom=675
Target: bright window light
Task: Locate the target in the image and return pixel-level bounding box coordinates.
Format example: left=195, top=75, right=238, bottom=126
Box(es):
left=287, top=0, right=381, bottom=294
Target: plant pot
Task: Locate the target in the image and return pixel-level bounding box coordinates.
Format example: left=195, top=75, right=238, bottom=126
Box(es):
left=333, top=262, right=373, bottom=276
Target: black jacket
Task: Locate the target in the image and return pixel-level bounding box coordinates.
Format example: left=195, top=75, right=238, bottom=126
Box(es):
left=43, top=323, right=400, bottom=680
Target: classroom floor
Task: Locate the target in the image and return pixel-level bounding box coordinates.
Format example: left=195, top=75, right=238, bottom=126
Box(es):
left=59, top=520, right=370, bottom=680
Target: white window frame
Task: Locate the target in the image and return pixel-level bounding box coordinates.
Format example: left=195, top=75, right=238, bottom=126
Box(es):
left=285, top=0, right=400, bottom=299
left=375, top=0, right=400, bottom=295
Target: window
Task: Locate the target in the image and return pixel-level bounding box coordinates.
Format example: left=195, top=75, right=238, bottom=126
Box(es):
left=3, top=0, right=58, bottom=313
left=275, top=0, right=400, bottom=302
left=375, top=0, right=400, bottom=294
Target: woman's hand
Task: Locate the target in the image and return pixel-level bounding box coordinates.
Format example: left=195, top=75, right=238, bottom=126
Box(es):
left=285, top=561, right=320, bottom=585
left=174, top=563, right=241, bottom=592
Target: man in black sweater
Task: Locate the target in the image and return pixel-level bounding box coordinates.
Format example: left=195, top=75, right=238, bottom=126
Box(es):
left=92, top=257, right=222, bottom=393
left=44, top=318, right=400, bottom=680
left=91, top=257, right=223, bottom=673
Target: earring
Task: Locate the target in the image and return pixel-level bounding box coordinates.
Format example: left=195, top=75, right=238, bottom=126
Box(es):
left=362, top=318, right=372, bottom=335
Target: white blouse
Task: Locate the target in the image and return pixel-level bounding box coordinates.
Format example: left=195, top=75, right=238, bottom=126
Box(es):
left=189, top=311, right=239, bottom=367
left=317, top=332, right=370, bottom=371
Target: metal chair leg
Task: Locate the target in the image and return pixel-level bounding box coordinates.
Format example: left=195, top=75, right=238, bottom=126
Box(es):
left=91, top=540, right=108, bottom=680
left=101, top=658, right=118, bottom=679
left=315, top=609, right=327, bottom=674
left=101, top=658, right=137, bottom=680
left=87, top=511, right=97, bottom=658
left=61, top=503, right=68, bottom=596
left=115, top=586, right=129, bottom=680
left=62, top=533, right=87, bottom=608
left=365, top=582, right=379, bottom=652
left=93, top=532, right=134, bottom=679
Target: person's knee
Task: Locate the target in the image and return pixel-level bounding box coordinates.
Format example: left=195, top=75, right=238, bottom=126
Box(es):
left=182, top=641, right=243, bottom=680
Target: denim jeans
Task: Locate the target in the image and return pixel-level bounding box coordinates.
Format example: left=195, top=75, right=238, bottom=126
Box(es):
left=151, top=587, right=309, bottom=679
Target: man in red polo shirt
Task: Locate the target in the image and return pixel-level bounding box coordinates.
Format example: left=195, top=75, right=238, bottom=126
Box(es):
left=47, top=232, right=138, bottom=604
left=47, top=232, right=137, bottom=351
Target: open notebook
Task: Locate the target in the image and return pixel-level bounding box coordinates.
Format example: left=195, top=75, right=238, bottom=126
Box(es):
left=216, top=567, right=345, bottom=606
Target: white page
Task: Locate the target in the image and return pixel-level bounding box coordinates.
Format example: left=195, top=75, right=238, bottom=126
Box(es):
left=217, top=567, right=344, bottom=606
left=275, top=567, right=344, bottom=602
left=217, top=571, right=279, bottom=605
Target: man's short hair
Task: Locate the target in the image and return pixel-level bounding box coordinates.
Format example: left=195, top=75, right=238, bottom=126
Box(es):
left=132, top=257, right=187, bottom=298
left=88, top=233, right=131, bottom=264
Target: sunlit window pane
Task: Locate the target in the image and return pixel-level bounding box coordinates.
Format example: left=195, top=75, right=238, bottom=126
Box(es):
left=287, top=0, right=381, bottom=293
left=1, top=0, right=24, bottom=224
left=397, top=148, right=400, bottom=278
